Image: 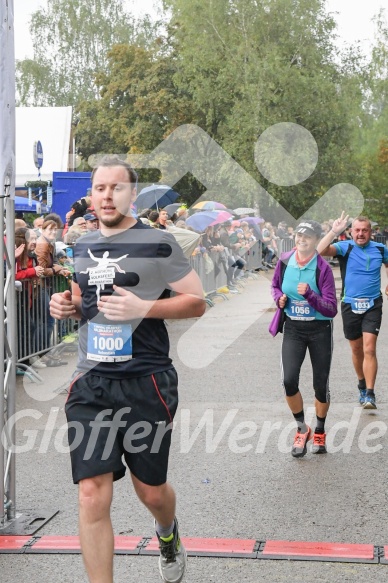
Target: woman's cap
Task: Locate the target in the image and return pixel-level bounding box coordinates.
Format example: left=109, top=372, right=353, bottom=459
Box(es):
left=295, top=220, right=322, bottom=238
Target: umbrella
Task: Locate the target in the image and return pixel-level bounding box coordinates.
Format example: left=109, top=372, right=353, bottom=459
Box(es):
left=136, top=184, right=179, bottom=210
left=164, top=203, right=182, bottom=218
left=192, top=201, right=227, bottom=211
left=210, top=211, right=234, bottom=226
left=240, top=216, right=264, bottom=225
left=186, top=211, right=221, bottom=232
left=233, top=207, right=255, bottom=215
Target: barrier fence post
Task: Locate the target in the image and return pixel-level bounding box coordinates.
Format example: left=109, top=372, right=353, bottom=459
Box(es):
left=0, top=0, right=16, bottom=527
left=0, top=0, right=58, bottom=535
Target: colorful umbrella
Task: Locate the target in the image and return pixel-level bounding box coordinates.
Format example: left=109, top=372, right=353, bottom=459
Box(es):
left=192, top=201, right=227, bottom=211
left=210, top=211, right=234, bottom=226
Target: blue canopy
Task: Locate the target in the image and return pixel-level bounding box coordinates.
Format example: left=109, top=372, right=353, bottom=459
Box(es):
left=14, top=196, right=49, bottom=213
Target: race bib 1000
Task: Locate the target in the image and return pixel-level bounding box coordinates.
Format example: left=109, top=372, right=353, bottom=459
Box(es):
left=87, top=322, right=132, bottom=362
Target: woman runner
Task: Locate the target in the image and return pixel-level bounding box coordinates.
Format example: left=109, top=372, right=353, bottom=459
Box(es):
left=270, top=220, right=337, bottom=457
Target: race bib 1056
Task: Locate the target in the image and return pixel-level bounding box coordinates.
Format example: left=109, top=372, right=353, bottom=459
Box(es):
left=286, top=299, right=316, bottom=321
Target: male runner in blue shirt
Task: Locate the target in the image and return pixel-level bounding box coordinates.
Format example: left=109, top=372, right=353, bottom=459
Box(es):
left=318, top=212, right=388, bottom=409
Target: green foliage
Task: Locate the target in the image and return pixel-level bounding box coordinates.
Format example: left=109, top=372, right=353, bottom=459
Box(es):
left=16, top=0, right=388, bottom=223
left=24, top=180, right=49, bottom=189
left=352, top=9, right=388, bottom=224
left=16, top=0, right=159, bottom=107
left=164, top=0, right=357, bottom=217
left=75, top=41, right=193, bottom=158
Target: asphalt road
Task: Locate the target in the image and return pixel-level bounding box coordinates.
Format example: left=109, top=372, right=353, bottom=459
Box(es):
left=2, top=266, right=388, bottom=582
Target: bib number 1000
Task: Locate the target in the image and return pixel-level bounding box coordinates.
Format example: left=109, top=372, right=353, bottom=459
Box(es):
left=93, top=336, right=124, bottom=351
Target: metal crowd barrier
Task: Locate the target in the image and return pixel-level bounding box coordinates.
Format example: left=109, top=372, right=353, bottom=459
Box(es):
left=16, top=275, right=77, bottom=364
left=373, top=234, right=387, bottom=245
left=189, top=240, right=263, bottom=298
left=277, top=237, right=295, bottom=254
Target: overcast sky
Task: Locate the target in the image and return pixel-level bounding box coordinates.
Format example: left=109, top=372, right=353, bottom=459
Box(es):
left=14, top=0, right=386, bottom=61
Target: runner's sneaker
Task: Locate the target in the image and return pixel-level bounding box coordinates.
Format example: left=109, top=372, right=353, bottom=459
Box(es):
left=358, top=388, right=366, bottom=405
left=291, top=426, right=311, bottom=458
left=363, top=395, right=377, bottom=410
left=311, top=432, right=327, bottom=454
left=157, top=518, right=187, bottom=583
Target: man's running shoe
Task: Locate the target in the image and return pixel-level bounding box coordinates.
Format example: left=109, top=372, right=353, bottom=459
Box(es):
left=291, top=426, right=311, bottom=458
left=157, top=518, right=187, bottom=583
left=363, top=395, right=377, bottom=410
left=358, top=388, right=366, bottom=405
left=311, top=432, right=327, bottom=454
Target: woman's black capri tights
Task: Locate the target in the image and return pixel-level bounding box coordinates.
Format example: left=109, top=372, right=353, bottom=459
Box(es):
left=281, top=318, right=333, bottom=403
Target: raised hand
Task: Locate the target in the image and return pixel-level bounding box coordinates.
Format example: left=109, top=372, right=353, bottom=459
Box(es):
left=15, top=243, right=25, bottom=259
left=332, top=211, right=350, bottom=236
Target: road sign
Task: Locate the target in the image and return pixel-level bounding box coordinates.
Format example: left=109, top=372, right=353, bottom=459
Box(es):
left=33, top=140, right=43, bottom=169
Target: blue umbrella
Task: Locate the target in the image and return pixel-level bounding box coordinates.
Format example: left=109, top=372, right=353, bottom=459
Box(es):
left=186, top=211, right=221, bottom=232
left=136, top=184, right=179, bottom=210
left=164, top=203, right=182, bottom=218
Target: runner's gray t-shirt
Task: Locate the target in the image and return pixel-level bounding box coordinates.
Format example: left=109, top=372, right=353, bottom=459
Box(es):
left=73, top=221, right=192, bottom=378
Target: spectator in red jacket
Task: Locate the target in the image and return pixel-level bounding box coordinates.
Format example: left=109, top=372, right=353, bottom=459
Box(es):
left=15, top=228, right=44, bottom=283
left=15, top=228, right=46, bottom=368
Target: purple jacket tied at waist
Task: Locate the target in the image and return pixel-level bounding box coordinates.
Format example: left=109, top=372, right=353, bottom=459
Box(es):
left=271, top=251, right=338, bottom=319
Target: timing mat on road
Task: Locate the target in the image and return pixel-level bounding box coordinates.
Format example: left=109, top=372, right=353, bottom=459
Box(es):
left=1, top=535, right=388, bottom=564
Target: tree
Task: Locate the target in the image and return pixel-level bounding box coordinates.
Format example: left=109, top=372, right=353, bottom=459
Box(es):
left=351, top=9, right=388, bottom=224
left=163, top=0, right=362, bottom=218
left=74, top=42, right=206, bottom=204
left=75, top=42, right=190, bottom=156
left=70, top=0, right=376, bottom=216
left=16, top=0, right=157, bottom=107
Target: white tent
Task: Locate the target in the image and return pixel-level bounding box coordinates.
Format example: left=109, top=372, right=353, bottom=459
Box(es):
left=15, top=106, right=72, bottom=186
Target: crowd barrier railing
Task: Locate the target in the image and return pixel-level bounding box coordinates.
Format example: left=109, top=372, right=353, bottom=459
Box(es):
left=189, top=240, right=263, bottom=297
left=277, top=237, right=295, bottom=255
left=373, top=234, right=387, bottom=245
left=16, top=275, right=77, bottom=365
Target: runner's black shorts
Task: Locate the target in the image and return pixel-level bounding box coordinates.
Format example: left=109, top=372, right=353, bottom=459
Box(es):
left=341, top=296, right=383, bottom=340
left=65, top=369, right=178, bottom=486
